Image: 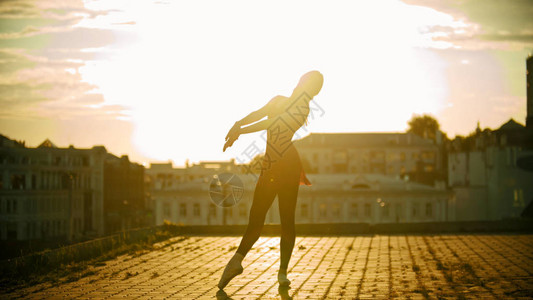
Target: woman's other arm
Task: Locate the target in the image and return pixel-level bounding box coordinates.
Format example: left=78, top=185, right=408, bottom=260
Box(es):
left=233, top=96, right=280, bottom=126
left=223, top=117, right=275, bottom=152
left=225, top=96, right=279, bottom=141
left=223, top=96, right=279, bottom=151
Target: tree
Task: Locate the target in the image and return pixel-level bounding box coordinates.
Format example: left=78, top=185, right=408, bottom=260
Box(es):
left=407, top=114, right=440, bottom=142
left=243, top=153, right=263, bottom=174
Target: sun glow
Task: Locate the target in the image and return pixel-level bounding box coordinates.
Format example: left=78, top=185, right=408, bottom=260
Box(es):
left=74, top=0, right=467, bottom=164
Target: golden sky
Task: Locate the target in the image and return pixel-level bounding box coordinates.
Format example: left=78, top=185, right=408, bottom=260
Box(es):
left=0, top=0, right=532, bottom=166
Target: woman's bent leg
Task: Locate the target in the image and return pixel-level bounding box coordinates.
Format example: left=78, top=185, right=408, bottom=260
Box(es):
left=236, top=178, right=278, bottom=256
left=219, top=178, right=277, bottom=289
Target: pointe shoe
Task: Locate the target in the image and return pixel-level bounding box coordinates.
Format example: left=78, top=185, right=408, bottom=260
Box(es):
left=218, top=256, right=244, bottom=289
left=278, top=271, right=291, bottom=286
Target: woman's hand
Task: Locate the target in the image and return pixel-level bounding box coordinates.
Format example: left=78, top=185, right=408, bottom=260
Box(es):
left=225, top=122, right=240, bottom=142
left=223, top=123, right=241, bottom=152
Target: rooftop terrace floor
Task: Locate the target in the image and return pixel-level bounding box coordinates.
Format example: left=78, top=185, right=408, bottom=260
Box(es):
left=3, top=234, right=533, bottom=299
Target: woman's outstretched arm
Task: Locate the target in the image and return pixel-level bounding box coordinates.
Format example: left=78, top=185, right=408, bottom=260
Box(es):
left=239, top=118, right=274, bottom=134
left=234, top=107, right=268, bottom=127
left=234, top=96, right=278, bottom=126
left=223, top=97, right=279, bottom=152
left=223, top=118, right=274, bottom=152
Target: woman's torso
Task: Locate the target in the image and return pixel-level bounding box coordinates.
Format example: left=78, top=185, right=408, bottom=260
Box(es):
left=260, top=96, right=309, bottom=183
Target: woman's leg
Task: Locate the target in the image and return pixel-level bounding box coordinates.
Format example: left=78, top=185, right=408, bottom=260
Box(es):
left=236, top=178, right=278, bottom=256
left=218, top=177, right=277, bottom=289
left=277, top=182, right=299, bottom=271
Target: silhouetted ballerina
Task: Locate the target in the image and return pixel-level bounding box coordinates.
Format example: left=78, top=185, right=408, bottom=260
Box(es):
left=219, top=71, right=324, bottom=290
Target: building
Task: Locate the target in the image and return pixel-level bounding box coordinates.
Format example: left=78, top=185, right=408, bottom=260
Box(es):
left=0, top=135, right=147, bottom=241
left=447, top=56, right=533, bottom=221
left=0, top=136, right=106, bottom=241
left=448, top=120, right=533, bottom=221
left=146, top=160, right=247, bottom=226
left=526, top=55, right=533, bottom=128
left=104, top=154, right=147, bottom=234
left=147, top=161, right=452, bottom=226
left=293, top=132, right=445, bottom=185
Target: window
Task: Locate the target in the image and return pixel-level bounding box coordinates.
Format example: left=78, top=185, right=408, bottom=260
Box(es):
left=333, top=151, right=348, bottom=164
left=364, top=203, right=371, bottom=217
left=387, top=152, right=400, bottom=161
left=395, top=203, right=402, bottom=220
left=319, top=203, right=327, bottom=218
left=11, top=174, right=25, bottom=190
left=370, top=151, right=385, bottom=160
left=332, top=203, right=341, bottom=217
left=421, top=151, right=436, bottom=161
left=425, top=203, right=433, bottom=217
left=350, top=203, right=358, bottom=218
left=301, top=204, right=308, bottom=218
left=239, top=204, right=247, bottom=217
left=382, top=204, right=389, bottom=218
left=387, top=165, right=395, bottom=174
left=7, top=222, right=17, bottom=240
left=513, top=189, right=525, bottom=207
left=82, top=156, right=89, bottom=166
left=193, top=203, right=200, bottom=216
left=31, top=175, right=36, bottom=190
left=179, top=203, right=187, bottom=217
left=412, top=203, right=419, bottom=218
left=163, top=202, right=171, bottom=218
left=209, top=203, right=217, bottom=217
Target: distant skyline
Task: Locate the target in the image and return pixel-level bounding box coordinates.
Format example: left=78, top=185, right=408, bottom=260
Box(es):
left=0, top=0, right=532, bottom=166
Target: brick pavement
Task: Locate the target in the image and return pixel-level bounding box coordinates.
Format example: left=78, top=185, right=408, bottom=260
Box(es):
left=2, top=234, right=533, bottom=299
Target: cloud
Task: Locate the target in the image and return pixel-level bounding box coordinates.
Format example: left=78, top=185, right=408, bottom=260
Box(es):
left=403, top=0, right=533, bottom=50
left=0, top=58, right=127, bottom=120
left=0, top=49, right=36, bottom=73
left=0, top=0, right=109, bottom=20
left=0, top=82, right=49, bottom=104
left=113, top=21, right=136, bottom=26
left=0, top=1, right=127, bottom=122
left=482, top=32, right=533, bottom=43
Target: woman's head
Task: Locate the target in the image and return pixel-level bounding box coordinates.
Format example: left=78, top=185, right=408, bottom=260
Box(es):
left=295, top=70, right=323, bottom=98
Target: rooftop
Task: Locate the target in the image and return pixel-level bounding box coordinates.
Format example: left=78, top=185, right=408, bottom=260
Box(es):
left=294, top=132, right=436, bottom=148
left=3, top=234, right=532, bottom=299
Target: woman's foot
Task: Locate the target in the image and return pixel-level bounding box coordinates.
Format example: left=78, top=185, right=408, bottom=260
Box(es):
left=278, top=268, right=290, bottom=286
left=218, top=253, right=244, bottom=290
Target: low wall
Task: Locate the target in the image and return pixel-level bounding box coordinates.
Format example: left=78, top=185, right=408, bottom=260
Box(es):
left=171, top=219, right=533, bottom=235
left=0, top=226, right=164, bottom=276
left=2, top=220, right=532, bottom=276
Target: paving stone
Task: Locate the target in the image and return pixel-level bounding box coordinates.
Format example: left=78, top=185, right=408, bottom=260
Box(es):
left=1, top=234, right=533, bottom=299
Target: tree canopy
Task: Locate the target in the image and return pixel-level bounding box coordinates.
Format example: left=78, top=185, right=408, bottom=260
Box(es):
left=407, top=114, right=441, bottom=141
